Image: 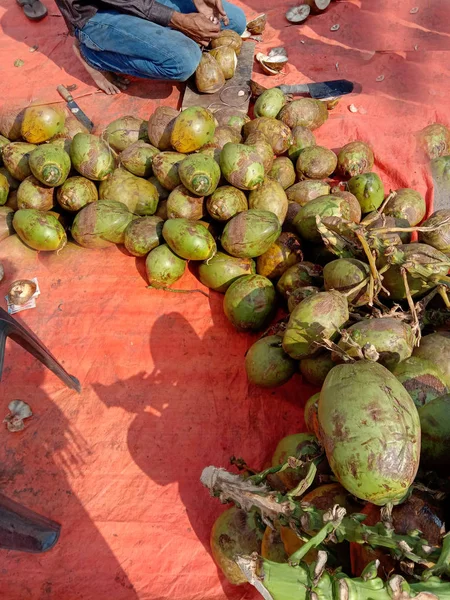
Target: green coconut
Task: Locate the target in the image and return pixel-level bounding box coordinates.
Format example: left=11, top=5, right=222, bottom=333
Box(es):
left=166, top=185, right=205, bottom=220
left=0, top=106, right=25, bottom=141
left=254, top=88, right=287, bottom=119
left=271, top=433, right=322, bottom=490
left=198, top=251, right=255, bottom=292
left=337, top=141, right=374, bottom=178
left=56, top=176, right=98, bottom=212
left=286, top=180, right=330, bottom=205
left=210, top=507, right=263, bottom=586
left=213, top=108, right=249, bottom=131
left=206, top=185, right=247, bottom=222
left=220, top=143, right=265, bottom=191
left=347, top=172, right=384, bottom=213
left=384, top=188, right=426, bottom=226
left=283, top=202, right=302, bottom=234
left=337, top=318, right=415, bottom=370
left=243, top=117, right=292, bottom=155
left=171, top=106, right=216, bottom=153
left=21, top=105, right=65, bottom=144
left=223, top=274, right=276, bottom=331
left=151, top=151, right=186, bottom=191
left=248, top=179, right=288, bottom=224
left=363, top=213, right=411, bottom=247
left=330, top=189, right=362, bottom=223
left=71, top=200, right=135, bottom=248
left=296, top=146, right=337, bottom=180
left=200, top=126, right=242, bottom=163
left=300, top=352, right=335, bottom=387
left=304, top=393, right=320, bottom=436
left=278, top=98, right=328, bottom=130
left=276, top=261, right=323, bottom=299
left=221, top=209, right=281, bottom=258
left=244, top=132, right=274, bottom=173
left=319, top=361, right=421, bottom=505
left=0, top=135, right=10, bottom=166
left=99, top=169, right=159, bottom=215
left=70, top=133, right=115, bottom=181
left=0, top=206, right=14, bottom=241
left=245, top=334, right=297, bottom=387
left=413, top=332, right=450, bottom=387
left=323, top=258, right=370, bottom=306
left=256, top=231, right=302, bottom=279
left=103, top=116, right=148, bottom=152
left=287, top=126, right=316, bottom=163
left=195, top=53, right=225, bottom=94
left=210, top=29, right=243, bottom=54
left=268, top=157, right=296, bottom=190
left=145, top=243, right=186, bottom=288
left=419, top=209, right=450, bottom=255
left=282, top=291, right=349, bottom=359
left=392, top=356, right=449, bottom=409
left=2, top=142, right=37, bottom=181
left=419, top=393, right=450, bottom=470
left=162, top=218, right=216, bottom=260
left=0, top=172, right=9, bottom=206
left=120, top=141, right=160, bottom=178
left=28, top=144, right=71, bottom=187
left=287, top=286, right=320, bottom=311
left=377, top=243, right=450, bottom=300
left=124, top=216, right=164, bottom=257
left=147, top=106, right=179, bottom=151
left=294, top=195, right=353, bottom=243
left=13, top=208, right=67, bottom=251
left=17, top=175, right=54, bottom=211
left=418, top=123, right=450, bottom=160
left=178, top=154, right=221, bottom=196
left=50, top=112, right=89, bottom=144
left=209, top=46, right=237, bottom=79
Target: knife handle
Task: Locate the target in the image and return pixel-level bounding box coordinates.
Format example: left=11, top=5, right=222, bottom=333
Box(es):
left=57, top=85, right=73, bottom=103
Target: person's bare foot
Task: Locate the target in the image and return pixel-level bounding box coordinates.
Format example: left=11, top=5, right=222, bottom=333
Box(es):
left=73, top=40, right=130, bottom=95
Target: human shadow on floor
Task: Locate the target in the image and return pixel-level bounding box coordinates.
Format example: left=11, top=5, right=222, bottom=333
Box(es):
left=0, top=335, right=139, bottom=600
left=92, top=288, right=307, bottom=599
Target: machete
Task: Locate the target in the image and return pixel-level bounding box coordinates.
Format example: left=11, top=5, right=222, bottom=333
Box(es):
left=56, top=85, right=94, bottom=131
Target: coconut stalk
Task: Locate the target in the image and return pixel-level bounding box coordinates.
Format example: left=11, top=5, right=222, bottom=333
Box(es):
left=236, top=551, right=450, bottom=600
left=200, top=466, right=449, bottom=572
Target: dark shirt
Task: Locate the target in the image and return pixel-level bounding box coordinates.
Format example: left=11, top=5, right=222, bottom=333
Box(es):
left=55, top=0, right=174, bottom=34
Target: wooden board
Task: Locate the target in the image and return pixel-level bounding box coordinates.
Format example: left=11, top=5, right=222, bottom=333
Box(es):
left=182, top=42, right=255, bottom=115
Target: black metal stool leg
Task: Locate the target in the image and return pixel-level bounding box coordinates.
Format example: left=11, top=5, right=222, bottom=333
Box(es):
left=0, top=308, right=81, bottom=393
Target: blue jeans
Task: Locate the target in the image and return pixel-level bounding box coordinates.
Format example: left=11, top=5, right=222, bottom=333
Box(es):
left=75, top=0, right=246, bottom=81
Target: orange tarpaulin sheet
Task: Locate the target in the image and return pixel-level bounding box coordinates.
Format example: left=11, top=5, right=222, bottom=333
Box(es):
left=0, top=0, right=449, bottom=598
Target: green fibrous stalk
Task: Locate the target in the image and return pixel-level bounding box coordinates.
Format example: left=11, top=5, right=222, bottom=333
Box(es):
left=200, top=467, right=449, bottom=575
left=236, top=552, right=450, bottom=600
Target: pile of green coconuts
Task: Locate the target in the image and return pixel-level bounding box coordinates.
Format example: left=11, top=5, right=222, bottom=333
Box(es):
left=1, top=87, right=450, bottom=599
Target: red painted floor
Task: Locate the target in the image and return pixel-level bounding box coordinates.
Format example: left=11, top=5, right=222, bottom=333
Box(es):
left=0, top=0, right=448, bottom=598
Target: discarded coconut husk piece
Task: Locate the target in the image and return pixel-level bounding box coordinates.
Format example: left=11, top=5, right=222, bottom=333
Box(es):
left=256, top=47, right=288, bottom=75
left=246, top=13, right=267, bottom=34
left=285, top=5, right=310, bottom=23
left=8, top=279, right=37, bottom=305
left=304, top=0, right=331, bottom=13
left=4, top=400, right=32, bottom=432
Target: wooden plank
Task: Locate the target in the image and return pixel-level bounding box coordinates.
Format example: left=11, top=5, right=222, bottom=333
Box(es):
left=182, top=42, right=255, bottom=115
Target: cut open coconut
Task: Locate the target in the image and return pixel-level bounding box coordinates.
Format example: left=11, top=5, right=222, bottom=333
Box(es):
left=256, top=47, right=288, bottom=75
left=246, top=14, right=267, bottom=34
left=305, top=0, right=331, bottom=13
left=8, top=279, right=37, bottom=305
left=286, top=5, right=310, bottom=23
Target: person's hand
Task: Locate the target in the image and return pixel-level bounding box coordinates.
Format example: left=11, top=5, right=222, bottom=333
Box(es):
left=193, top=0, right=229, bottom=26
left=170, top=12, right=220, bottom=46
